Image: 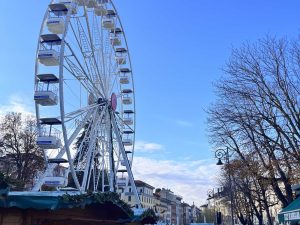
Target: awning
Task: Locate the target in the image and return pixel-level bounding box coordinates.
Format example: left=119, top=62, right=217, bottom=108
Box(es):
left=0, top=190, right=158, bottom=224
left=278, top=197, right=300, bottom=224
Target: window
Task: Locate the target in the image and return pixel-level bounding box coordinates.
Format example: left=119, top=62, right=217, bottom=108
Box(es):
left=129, top=188, right=131, bottom=192
left=128, top=196, right=131, bottom=202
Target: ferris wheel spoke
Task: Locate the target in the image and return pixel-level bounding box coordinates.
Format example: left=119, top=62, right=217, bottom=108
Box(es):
left=106, top=66, right=118, bottom=97
left=69, top=19, right=93, bottom=75
left=73, top=106, right=106, bottom=155
left=106, top=42, right=119, bottom=95
left=70, top=15, right=107, bottom=97
left=104, top=46, right=112, bottom=96
left=63, top=57, right=95, bottom=96
left=97, top=22, right=108, bottom=96
left=68, top=20, right=105, bottom=98
left=73, top=105, right=107, bottom=158
left=55, top=107, right=98, bottom=161
left=83, top=7, right=108, bottom=98
left=63, top=103, right=99, bottom=122
left=108, top=73, right=120, bottom=97
left=65, top=42, right=104, bottom=98
left=104, top=38, right=119, bottom=96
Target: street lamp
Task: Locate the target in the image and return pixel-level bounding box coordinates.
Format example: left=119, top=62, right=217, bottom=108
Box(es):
left=215, top=148, right=234, bottom=225
left=216, top=158, right=223, bottom=166
left=207, top=189, right=214, bottom=199
left=215, top=148, right=230, bottom=165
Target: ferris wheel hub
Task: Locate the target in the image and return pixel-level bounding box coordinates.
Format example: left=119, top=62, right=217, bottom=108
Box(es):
left=97, top=97, right=106, bottom=105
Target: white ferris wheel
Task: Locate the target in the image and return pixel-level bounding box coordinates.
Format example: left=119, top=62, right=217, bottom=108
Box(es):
left=33, top=0, right=141, bottom=207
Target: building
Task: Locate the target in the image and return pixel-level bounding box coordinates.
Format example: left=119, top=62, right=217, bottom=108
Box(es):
left=206, top=186, right=282, bottom=225
left=121, top=180, right=196, bottom=225
left=121, top=180, right=156, bottom=210
left=182, top=202, right=192, bottom=225
left=175, top=195, right=183, bottom=225
left=154, top=192, right=169, bottom=223
left=155, top=189, right=184, bottom=225
left=207, top=186, right=234, bottom=225
left=158, top=188, right=175, bottom=224
left=191, top=203, right=201, bottom=223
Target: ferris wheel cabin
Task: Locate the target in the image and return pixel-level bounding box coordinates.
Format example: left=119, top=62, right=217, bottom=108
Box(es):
left=34, top=74, right=59, bottom=106
left=119, top=68, right=131, bottom=84
left=36, top=118, right=62, bottom=149
left=95, top=5, right=107, bottom=16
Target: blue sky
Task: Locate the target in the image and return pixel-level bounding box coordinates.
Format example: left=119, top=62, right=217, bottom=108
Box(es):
left=1, top=0, right=300, bottom=205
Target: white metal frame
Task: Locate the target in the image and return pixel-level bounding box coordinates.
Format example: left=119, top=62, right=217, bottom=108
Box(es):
left=33, top=0, right=140, bottom=208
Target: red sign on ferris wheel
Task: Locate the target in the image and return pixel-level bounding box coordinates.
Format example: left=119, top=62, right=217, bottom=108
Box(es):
left=111, top=93, right=117, bottom=111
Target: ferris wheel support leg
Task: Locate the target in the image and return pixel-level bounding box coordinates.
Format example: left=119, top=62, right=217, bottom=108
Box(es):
left=101, top=141, right=105, bottom=192
left=80, top=132, right=96, bottom=191
left=80, top=107, right=106, bottom=191
left=110, top=111, right=142, bottom=209
left=107, top=109, right=115, bottom=192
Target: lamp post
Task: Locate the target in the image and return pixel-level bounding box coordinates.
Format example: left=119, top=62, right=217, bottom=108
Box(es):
left=215, top=148, right=234, bottom=225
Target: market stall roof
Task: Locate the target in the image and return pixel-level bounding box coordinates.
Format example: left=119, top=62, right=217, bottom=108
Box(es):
left=0, top=191, right=132, bottom=220
left=0, top=191, right=158, bottom=224
left=278, top=197, right=300, bottom=224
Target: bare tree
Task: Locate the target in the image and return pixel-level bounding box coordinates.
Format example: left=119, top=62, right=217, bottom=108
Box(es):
left=0, top=112, right=44, bottom=189
left=208, top=36, right=300, bottom=223
left=220, top=158, right=278, bottom=225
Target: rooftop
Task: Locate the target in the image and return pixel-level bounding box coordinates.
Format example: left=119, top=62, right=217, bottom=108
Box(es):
left=135, top=180, right=155, bottom=190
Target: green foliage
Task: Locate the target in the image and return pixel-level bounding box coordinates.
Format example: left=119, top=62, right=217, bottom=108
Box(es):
left=155, top=188, right=161, bottom=193
left=0, top=172, right=9, bottom=189
left=41, top=184, right=57, bottom=191
left=199, top=208, right=215, bottom=223
left=0, top=172, right=13, bottom=196
left=67, top=170, right=110, bottom=192
left=7, top=179, right=25, bottom=191
left=0, top=172, right=26, bottom=191
left=140, top=208, right=159, bottom=224
left=60, top=192, right=133, bottom=217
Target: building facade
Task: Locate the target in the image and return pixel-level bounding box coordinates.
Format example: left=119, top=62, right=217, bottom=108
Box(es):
left=182, top=202, right=192, bottom=225
left=121, top=180, right=198, bottom=225
left=121, top=180, right=155, bottom=210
